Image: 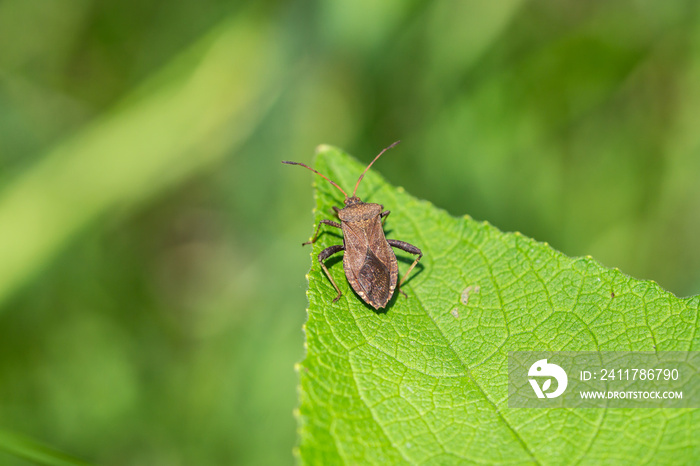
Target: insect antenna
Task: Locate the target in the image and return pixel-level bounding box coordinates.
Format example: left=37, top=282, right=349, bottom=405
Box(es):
left=282, top=161, right=348, bottom=198
left=352, top=140, right=400, bottom=197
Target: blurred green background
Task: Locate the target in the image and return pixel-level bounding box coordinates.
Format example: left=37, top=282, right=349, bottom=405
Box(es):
left=1, top=1, right=699, bottom=464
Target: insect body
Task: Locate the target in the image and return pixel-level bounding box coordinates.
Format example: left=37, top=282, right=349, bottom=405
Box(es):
left=283, top=141, right=422, bottom=309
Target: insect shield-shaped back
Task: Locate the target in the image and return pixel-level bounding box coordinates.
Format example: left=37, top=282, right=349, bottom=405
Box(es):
left=337, top=199, right=398, bottom=308
left=283, top=142, right=422, bottom=309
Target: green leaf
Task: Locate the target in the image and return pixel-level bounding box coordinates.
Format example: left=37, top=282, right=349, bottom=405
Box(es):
left=296, top=145, right=700, bottom=464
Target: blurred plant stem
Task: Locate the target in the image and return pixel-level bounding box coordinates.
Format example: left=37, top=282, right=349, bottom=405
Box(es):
left=0, top=429, right=91, bottom=466
left=0, top=12, right=281, bottom=310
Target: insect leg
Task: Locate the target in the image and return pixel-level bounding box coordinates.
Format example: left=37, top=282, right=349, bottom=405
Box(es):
left=387, top=239, right=422, bottom=296
left=303, top=219, right=342, bottom=246
left=318, top=244, right=345, bottom=302
left=380, top=210, right=390, bottom=226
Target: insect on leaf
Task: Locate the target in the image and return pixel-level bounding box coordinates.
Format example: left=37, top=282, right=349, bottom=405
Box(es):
left=296, top=145, right=700, bottom=465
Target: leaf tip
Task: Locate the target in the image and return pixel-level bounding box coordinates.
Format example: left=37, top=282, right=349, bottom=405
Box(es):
left=315, top=143, right=334, bottom=154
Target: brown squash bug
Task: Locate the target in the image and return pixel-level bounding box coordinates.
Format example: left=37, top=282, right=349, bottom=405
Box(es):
left=283, top=141, right=422, bottom=309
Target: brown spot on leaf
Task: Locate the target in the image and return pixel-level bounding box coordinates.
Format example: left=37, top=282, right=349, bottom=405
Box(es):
left=461, top=285, right=481, bottom=305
